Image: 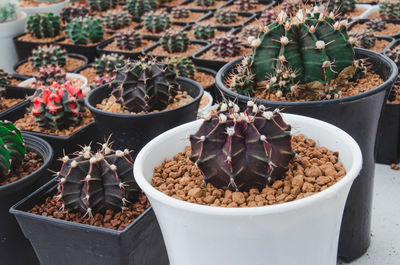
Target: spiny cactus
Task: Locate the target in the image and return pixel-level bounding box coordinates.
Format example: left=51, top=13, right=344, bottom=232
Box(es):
left=163, top=57, right=195, bottom=79
left=27, top=13, right=61, bottom=39
left=241, top=25, right=260, bottom=39
left=104, top=11, right=131, bottom=30
left=193, top=24, right=215, bottom=40
left=327, top=0, right=355, bottom=15
left=260, top=9, right=276, bottom=26
left=195, top=0, right=215, bottom=7
left=116, top=30, right=142, bottom=50
left=125, top=0, right=158, bottom=20
left=386, top=48, right=400, bottom=67
left=0, top=1, right=17, bottom=23
left=0, top=69, right=12, bottom=85
left=352, top=30, right=376, bottom=49
left=111, top=58, right=180, bottom=113
left=94, top=54, right=126, bottom=75
left=29, top=45, right=67, bottom=69
left=0, top=121, right=26, bottom=178
left=366, top=19, right=387, bottom=32
left=189, top=101, right=295, bottom=191
left=57, top=141, right=140, bottom=215
left=211, top=35, right=242, bottom=58
left=233, top=0, right=258, bottom=11
left=171, top=7, right=189, bottom=19
left=160, top=30, right=189, bottom=53
left=379, top=0, right=400, bottom=19
left=65, top=16, right=104, bottom=45
left=142, top=11, right=171, bottom=33
left=88, top=0, right=115, bottom=12
left=36, top=65, right=67, bottom=86
left=60, top=4, right=89, bottom=24
left=215, top=10, right=237, bottom=25
left=226, top=57, right=254, bottom=95
left=29, top=81, right=85, bottom=130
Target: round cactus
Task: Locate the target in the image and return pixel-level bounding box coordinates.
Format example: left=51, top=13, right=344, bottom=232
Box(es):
left=171, top=7, right=189, bottom=19
left=27, top=13, right=61, bottom=39
left=94, top=54, right=126, bottom=75
left=60, top=4, right=89, bottom=24
left=327, top=0, right=355, bottom=15
left=189, top=101, right=295, bottom=191
left=163, top=57, right=195, bottom=79
left=36, top=65, right=67, bottom=86
left=29, top=45, right=67, bottom=69
left=65, top=16, right=104, bottom=45
left=233, top=0, right=258, bottom=12
left=193, top=24, right=215, bottom=40
left=142, top=11, right=171, bottom=33
left=104, top=11, right=132, bottom=30
left=241, top=25, right=260, bottom=39
left=116, top=30, right=142, bottom=50
left=125, top=0, right=158, bottom=20
left=0, top=69, right=12, bottom=85
left=352, top=30, right=376, bottom=49
left=366, top=19, right=387, bottom=32
left=195, top=0, right=215, bottom=7
left=88, top=0, right=115, bottom=12
left=215, top=10, right=237, bottom=25
left=161, top=30, right=190, bottom=53
left=379, top=0, right=400, bottom=19
left=211, top=35, right=242, bottom=58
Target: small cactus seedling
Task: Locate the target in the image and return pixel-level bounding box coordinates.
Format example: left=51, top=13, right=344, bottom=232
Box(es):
left=193, top=24, right=215, bottom=40
left=215, top=10, right=237, bottom=25
left=29, top=81, right=86, bottom=130
left=94, top=54, right=126, bottom=75
left=171, top=7, right=190, bottom=19
left=111, top=58, right=180, bottom=113
left=327, top=0, right=355, bottom=15
left=142, top=11, right=171, bottom=33
left=233, top=0, right=258, bottom=12
left=379, top=0, right=400, bottom=19
left=160, top=30, right=189, bottom=53
left=36, top=65, right=67, bottom=86
left=60, top=4, right=89, bottom=24
left=27, top=13, right=61, bottom=39
left=29, top=45, right=67, bottom=69
left=211, top=35, right=242, bottom=58
left=57, top=141, right=140, bottom=215
left=163, top=57, right=195, bottom=79
left=241, top=25, right=260, bottom=39
left=352, top=30, right=376, bottom=49
left=195, top=0, right=215, bottom=7
left=65, top=16, right=104, bottom=45
left=366, top=19, right=387, bottom=32
left=0, top=121, right=26, bottom=178
left=104, top=11, right=132, bottom=30
left=116, top=30, right=142, bottom=50
left=0, top=68, right=12, bottom=85
left=0, top=0, right=17, bottom=23
left=189, top=101, right=295, bottom=191
left=88, top=0, right=115, bottom=12
left=125, top=0, right=158, bottom=20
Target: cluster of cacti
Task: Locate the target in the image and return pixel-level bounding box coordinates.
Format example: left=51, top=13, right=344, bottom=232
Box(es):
left=142, top=11, right=171, bottom=33
left=0, top=121, right=26, bottom=178
left=189, top=101, right=295, bottom=191
left=0, top=0, right=17, bottom=23
left=241, top=25, right=259, bottom=39
left=195, top=0, right=214, bottom=7
left=211, top=35, right=242, bottom=57
left=36, top=65, right=67, bottom=86
left=215, top=10, right=237, bottom=24
left=386, top=48, right=400, bottom=67
left=0, top=68, right=12, bottom=85
left=326, top=0, right=355, bottom=15
left=379, top=0, right=400, bottom=19
left=27, top=13, right=61, bottom=39
left=171, top=7, right=189, bottom=19
left=233, top=0, right=258, bottom=11
left=65, top=16, right=104, bottom=45
left=57, top=141, right=140, bottom=215
left=193, top=24, right=215, bottom=40
left=116, top=30, right=142, bottom=50
left=163, top=57, right=195, bottom=79
left=29, top=45, right=67, bottom=69
left=125, top=0, right=158, bottom=20
left=94, top=54, right=126, bottom=75
left=160, top=30, right=189, bottom=53
left=111, top=58, right=180, bottom=113
left=60, top=4, right=89, bottom=24
left=351, top=30, right=376, bottom=49
left=260, top=9, right=276, bottom=26
left=29, top=81, right=85, bottom=130
left=104, top=10, right=131, bottom=30
left=366, top=19, right=387, bottom=32
left=88, top=0, right=115, bottom=12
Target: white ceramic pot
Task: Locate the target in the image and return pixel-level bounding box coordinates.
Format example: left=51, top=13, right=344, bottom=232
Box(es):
left=18, top=73, right=88, bottom=89
left=134, top=114, right=363, bottom=265
left=197, top=91, right=213, bottom=115
left=0, top=11, right=27, bottom=72
left=19, top=0, right=69, bottom=17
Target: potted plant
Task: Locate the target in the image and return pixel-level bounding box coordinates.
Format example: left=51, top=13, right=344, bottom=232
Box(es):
left=59, top=2, right=88, bottom=26
left=349, top=29, right=392, bottom=53
left=168, top=7, right=210, bottom=25
left=102, top=10, right=138, bottom=33
left=10, top=140, right=168, bottom=265
left=0, top=0, right=27, bottom=72
left=19, top=0, right=69, bottom=17
left=180, top=0, right=229, bottom=11
left=349, top=19, right=400, bottom=39
left=85, top=57, right=204, bottom=152
left=0, top=120, right=53, bottom=265
left=135, top=10, right=183, bottom=37
left=133, top=102, right=362, bottom=265
left=186, top=23, right=234, bottom=41
left=214, top=7, right=398, bottom=261
left=198, top=9, right=256, bottom=29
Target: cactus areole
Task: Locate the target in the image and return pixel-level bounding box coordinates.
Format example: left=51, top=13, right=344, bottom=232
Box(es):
left=189, top=102, right=295, bottom=191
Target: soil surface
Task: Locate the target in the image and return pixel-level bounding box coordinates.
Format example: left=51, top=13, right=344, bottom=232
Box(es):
left=368, top=11, right=380, bottom=19
left=135, top=25, right=182, bottom=37
left=159, top=0, right=185, bottom=6
left=0, top=152, right=43, bottom=186
left=104, top=21, right=138, bottom=33
left=17, top=33, right=64, bottom=43
left=182, top=0, right=225, bottom=10
left=343, top=7, right=365, bottom=18
left=102, top=39, right=155, bottom=54
left=198, top=46, right=252, bottom=62
left=223, top=3, right=267, bottom=13
left=19, top=0, right=63, bottom=7
left=195, top=70, right=214, bottom=88
left=201, top=15, right=249, bottom=27
left=148, top=44, right=205, bottom=58
left=152, top=134, right=346, bottom=207
left=58, top=33, right=113, bottom=47
left=355, top=39, right=390, bottom=53
left=29, top=193, right=150, bottom=231
left=79, top=67, right=97, bottom=85
left=199, top=94, right=210, bottom=110
left=350, top=23, right=400, bottom=37
left=0, top=98, right=24, bottom=112
left=15, top=57, right=86, bottom=76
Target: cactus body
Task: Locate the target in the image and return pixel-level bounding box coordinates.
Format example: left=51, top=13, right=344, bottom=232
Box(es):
left=27, top=13, right=61, bottom=39
left=195, top=0, right=214, bottom=7
left=233, top=0, right=258, bottom=11
left=125, top=0, right=158, bottom=20
left=366, top=19, right=387, bottom=32
left=215, top=10, right=237, bottom=25
left=160, top=30, right=189, bottom=53
left=211, top=35, right=242, bottom=57
left=193, top=24, right=215, bottom=40
left=379, top=1, right=400, bottom=19
left=352, top=30, right=376, bottom=49
left=116, top=31, right=142, bottom=50
left=29, top=45, right=67, bottom=69
left=65, top=16, right=104, bottom=45
left=227, top=57, right=254, bottom=95
left=171, top=7, right=189, bottom=19
left=142, top=11, right=171, bottom=33
left=60, top=4, right=89, bottom=24
left=36, top=65, right=67, bottom=86
left=241, top=25, right=260, bottom=39
left=327, top=0, right=355, bottom=15
left=104, top=11, right=131, bottom=30
left=164, top=57, right=195, bottom=79
left=88, top=0, right=115, bottom=12
left=94, top=54, right=125, bottom=75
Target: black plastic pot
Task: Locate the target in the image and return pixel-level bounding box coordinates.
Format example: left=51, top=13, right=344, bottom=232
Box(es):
left=0, top=134, right=53, bottom=265
left=186, top=24, right=238, bottom=42
left=349, top=19, right=400, bottom=39
left=215, top=48, right=398, bottom=262
left=85, top=77, right=204, bottom=152
left=143, top=40, right=208, bottom=60
left=10, top=179, right=168, bottom=265
left=13, top=33, right=64, bottom=61
left=0, top=78, right=33, bottom=118
left=13, top=53, right=88, bottom=78
left=55, top=38, right=108, bottom=62
left=169, top=10, right=212, bottom=26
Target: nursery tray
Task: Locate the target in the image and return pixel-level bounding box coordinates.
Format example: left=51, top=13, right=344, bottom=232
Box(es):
left=198, top=11, right=257, bottom=30
left=55, top=38, right=109, bottom=62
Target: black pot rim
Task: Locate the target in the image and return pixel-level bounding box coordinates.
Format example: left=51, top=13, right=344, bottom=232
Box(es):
left=85, top=77, right=204, bottom=118
left=215, top=47, right=399, bottom=106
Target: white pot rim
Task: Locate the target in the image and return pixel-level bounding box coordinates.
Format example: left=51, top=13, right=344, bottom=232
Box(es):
left=134, top=113, right=362, bottom=216
left=198, top=91, right=213, bottom=113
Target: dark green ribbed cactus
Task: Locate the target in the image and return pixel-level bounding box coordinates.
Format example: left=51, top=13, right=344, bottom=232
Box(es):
left=195, top=0, right=214, bottom=7
left=215, top=10, right=237, bottom=25
left=164, top=57, right=195, bottom=79
left=104, top=11, right=131, bottom=30
left=212, top=35, right=242, bottom=57
left=352, top=30, right=376, bottom=49
left=193, top=24, right=215, bottom=40
left=160, top=30, right=189, bottom=53
left=234, top=0, right=258, bottom=11
left=142, top=11, right=171, bottom=33
left=125, top=0, right=158, bottom=20
left=94, top=54, right=126, bottom=75
left=171, top=7, right=189, bottom=19
left=60, top=4, right=89, bottom=24
left=29, top=45, right=67, bottom=69
left=379, top=0, right=400, bottom=19
left=189, top=101, right=295, bottom=191
left=0, top=121, right=26, bottom=178
left=27, top=13, right=61, bottom=39
left=36, top=65, right=67, bottom=86
left=116, top=30, right=142, bottom=50
left=366, top=19, right=387, bottom=32
left=65, top=16, right=104, bottom=45
left=88, top=0, right=115, bottom=12
left=57, top=141, right=140, bottom=215
left=111, top=58, right=180, bottom=113
left=327, top=0, right=355, bottom=15
left=0, top=69, right=11, bottom=85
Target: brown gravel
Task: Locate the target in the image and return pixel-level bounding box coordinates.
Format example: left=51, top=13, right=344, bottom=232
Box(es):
left=28, top=193, right=150, bottom=230
left=367, top=39, right=390, bottom=53
left=135, top=25, right=182, bottom=37
left=195, top=70, right=214, bottom=88
left=350, top=23, right=400, bottom=37
left=148, top=44, right=205, bottom=58
left=19, top=0, right=62, bottom=7
left=159, top=0, right=185, bottom=6
left=17, top=32, right=64, bottom=43
left=0, top=152, right=43, bottom=186
left=200, top=15, right=250, bottom=27
left=198, top=46, right=252, bottom=62
left=391, top=163, right=400, bottom=170
left=343, top=8, right=365, bottom=18
left=170, top=11, right=205, bottom=23
left=182, top=0, right=225, bottom=10
left=0, top=98, right=24, bottom=112
left=368, top=11, right=380, bottom=19
left=223, top=3, right=267, bottom=13
left=102, top=39, right=155, bottom=54
left=79, top=67, right=97, bottom=85
left=187, top=28, right=228, bottom=41
left=104, top=22, right=138, bottom=33
left=152, top=134, right=346, bottom=207
left=14, top=109, right=93, bottom=136
left=15, top=57, right=86, bottom=76
left=199, top=94, right=210, bottom=110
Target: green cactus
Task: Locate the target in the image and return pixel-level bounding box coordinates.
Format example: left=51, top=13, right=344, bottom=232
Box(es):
left=379, top=0, right=400, bottom=19
left=29, top=45, right=67, bottom=69
left=366, top=19, right=387, bottom=32
left=88, top=0, right=115, bottom=12
left=36, top=65, right=67, bottom=86
left=160, top=30, right=189, bottom=53
left=215, top=10, right=237, bottom=25
left=104, top=10, right=131, bottom=30
left=233, top=0, right=258, bottom=12
left=211, top=35, right=242, bottom=57
left=0, top=121, right=26, bottom=178
left=171, top=7, right=189, bottom=19
left=60, top=4, right=89, bottom=24
left=125, top=0, right=158, bottom=20
left=193, top=24, right=215, bottom=40
left=27, top=13, right=61, bottom=39
left=142, top=11, right=171, bottom=33
left=0, top=1, right=17, bottom=23
left=0, top=69, right=12, bottom=85
left=116, top=30, right=142, bottom=50
left=163, top=57, right=195, bottom=79
left=327, top=0, right=355, bottom=15
left=195, top=0, right=215, bottom=7
left=94, top=54, right=126, bottom=75
left=65, top=16, right=104, bottom=45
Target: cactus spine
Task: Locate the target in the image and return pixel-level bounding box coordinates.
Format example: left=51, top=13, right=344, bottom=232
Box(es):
left=193, top=24, right=215, bottom=40
left=215, top=10, right=237, bottom=25
left=104, top=11, right=132, bottom=30
left=125, top=0, right=158, bottom=20
left=94, top=54, right=126, bottom=75
left=141, top=11, right=171, bottom=33
left=65, top=16, right=104, bottom=45
left=29, top=45, right=67, bottom=69
left=27, top=13, right=61, bottom=39
left=160, top=30, right=189, bottom=53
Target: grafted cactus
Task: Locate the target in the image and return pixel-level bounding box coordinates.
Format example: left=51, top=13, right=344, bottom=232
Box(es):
left=215, top=10, right=237, bottom=25
left=94, top=54, right=126, bottom=75
left=211, top=35, right=242, bottom=57
left=27, top=13, right=61, bottom=39
left=125, top=0, right=158, bottom=20
left=60, top=4, right=89, bottom=24
left=160, top=30, right=189, bottom=53
left=36, top=65, right=67, bottom=86
left=104, top=11, right=131, bottom=30
left=163, top=57, right=195, bottom=79
left=116, top=31, right=142, bottom=50
left=65, top=16, right=104, bottom=45
left=233, top=0, right=258, bottom=11
left=189, top=101, right=295, bottom=191
left=29, top=45, right=67, bottom=69
left=142, top=11, right=171, bottom=33
left=193, top=24, right=215, bottom=40
left=379, top=0, right=400, bottom=19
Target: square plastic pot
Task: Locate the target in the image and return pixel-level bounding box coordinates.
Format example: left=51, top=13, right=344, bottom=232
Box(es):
left=13, top=33, right=64, bottom=61
left=10, top=179, right=168, bottom=265
left=0, top=77, right=33, bottom=118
